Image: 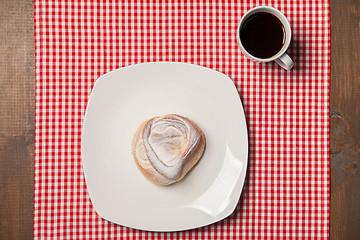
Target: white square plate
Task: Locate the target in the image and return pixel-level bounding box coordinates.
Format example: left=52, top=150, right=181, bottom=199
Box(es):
left=81, top=62, right=248, bottom=231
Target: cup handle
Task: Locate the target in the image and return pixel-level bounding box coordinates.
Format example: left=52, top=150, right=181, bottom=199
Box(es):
left=275, top=53, right=294, bottom=71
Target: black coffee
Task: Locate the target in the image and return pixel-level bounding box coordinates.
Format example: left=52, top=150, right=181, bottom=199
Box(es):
left=240, top=12, right=285, bottom=59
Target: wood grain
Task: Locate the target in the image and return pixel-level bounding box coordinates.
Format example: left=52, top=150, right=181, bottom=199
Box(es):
left=0, top=0, right=34, bottom=239
left=330, top=0, right=360, bottom=239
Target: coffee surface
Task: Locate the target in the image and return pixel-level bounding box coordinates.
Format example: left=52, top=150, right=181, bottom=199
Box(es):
left=240, top=12, right=285, bottom=59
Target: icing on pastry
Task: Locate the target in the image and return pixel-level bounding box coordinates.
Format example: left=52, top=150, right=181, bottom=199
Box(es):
left=132, top=114, right=206, bottom=185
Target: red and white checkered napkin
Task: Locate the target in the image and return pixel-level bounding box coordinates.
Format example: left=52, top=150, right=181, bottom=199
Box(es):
left=34, top=0, right=329, bottom=239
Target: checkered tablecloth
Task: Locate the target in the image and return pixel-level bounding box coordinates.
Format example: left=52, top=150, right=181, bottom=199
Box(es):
left=34, top=0, right=330, bottom=239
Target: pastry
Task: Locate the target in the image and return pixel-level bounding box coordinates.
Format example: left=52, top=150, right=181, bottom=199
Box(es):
left=132, top=114, right=206, bottom=185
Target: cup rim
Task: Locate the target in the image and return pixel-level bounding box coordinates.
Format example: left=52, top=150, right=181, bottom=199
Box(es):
left=236, top=6, right=292, bottom=62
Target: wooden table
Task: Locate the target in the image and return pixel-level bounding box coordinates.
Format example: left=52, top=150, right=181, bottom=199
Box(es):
left=0, top=0, right=359, bottom=239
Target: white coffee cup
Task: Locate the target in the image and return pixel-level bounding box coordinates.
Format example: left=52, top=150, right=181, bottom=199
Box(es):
left=237, top=6, right=294, bottom=70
